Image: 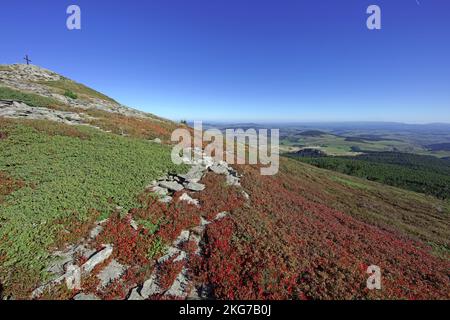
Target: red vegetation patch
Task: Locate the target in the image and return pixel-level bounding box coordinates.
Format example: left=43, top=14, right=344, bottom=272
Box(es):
left=0, top=131, right=7, bottom=140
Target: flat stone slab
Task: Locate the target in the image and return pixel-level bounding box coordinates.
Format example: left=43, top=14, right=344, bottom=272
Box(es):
left=151, top=186, right=169, bottom=196
left=159, top=181, right=184, bottom=192
left=82, top=245, right=113, bottom=274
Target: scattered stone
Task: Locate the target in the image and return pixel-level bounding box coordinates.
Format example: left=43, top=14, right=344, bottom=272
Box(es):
left=97, top=259, right=127, bottom=289
left=179, top=193, right=199, bottom=206
left=242, top=191, right=250, bottom=200
left=46, top=251, right=75, bottom=276
left=82, top=245, right=113, bottom=274
left=159, top=181, right=184, bottom=192
left=0, top=100, right=86, bottom=125
left=185, top=182, right=205, bottom=192
left=73, top=293, right=100, bottom=301
left=151, top=138, right=162, bottom=144
left=145, top=181, right=157, bottom=190
left=210, top=164, right=229, bottom=175
left=178, top=166, right=206, bottom=183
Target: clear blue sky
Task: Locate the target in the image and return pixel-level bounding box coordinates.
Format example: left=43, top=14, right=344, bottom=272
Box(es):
left=1, top=0, right=449, bottom=123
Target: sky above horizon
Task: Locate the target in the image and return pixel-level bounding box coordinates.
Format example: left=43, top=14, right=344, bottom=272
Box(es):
left=1, top=0, right=449, bottom=123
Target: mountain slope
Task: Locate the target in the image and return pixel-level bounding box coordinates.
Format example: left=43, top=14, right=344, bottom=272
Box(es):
left=0, top=64, right=449, bottom=300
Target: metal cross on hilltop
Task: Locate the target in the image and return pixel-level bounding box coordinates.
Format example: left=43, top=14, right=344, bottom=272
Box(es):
left=24, top=55, right=32, bottom=65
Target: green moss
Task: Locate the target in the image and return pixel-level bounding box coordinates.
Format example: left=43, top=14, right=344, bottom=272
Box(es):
left=0, top=121, right=187, bottom=283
